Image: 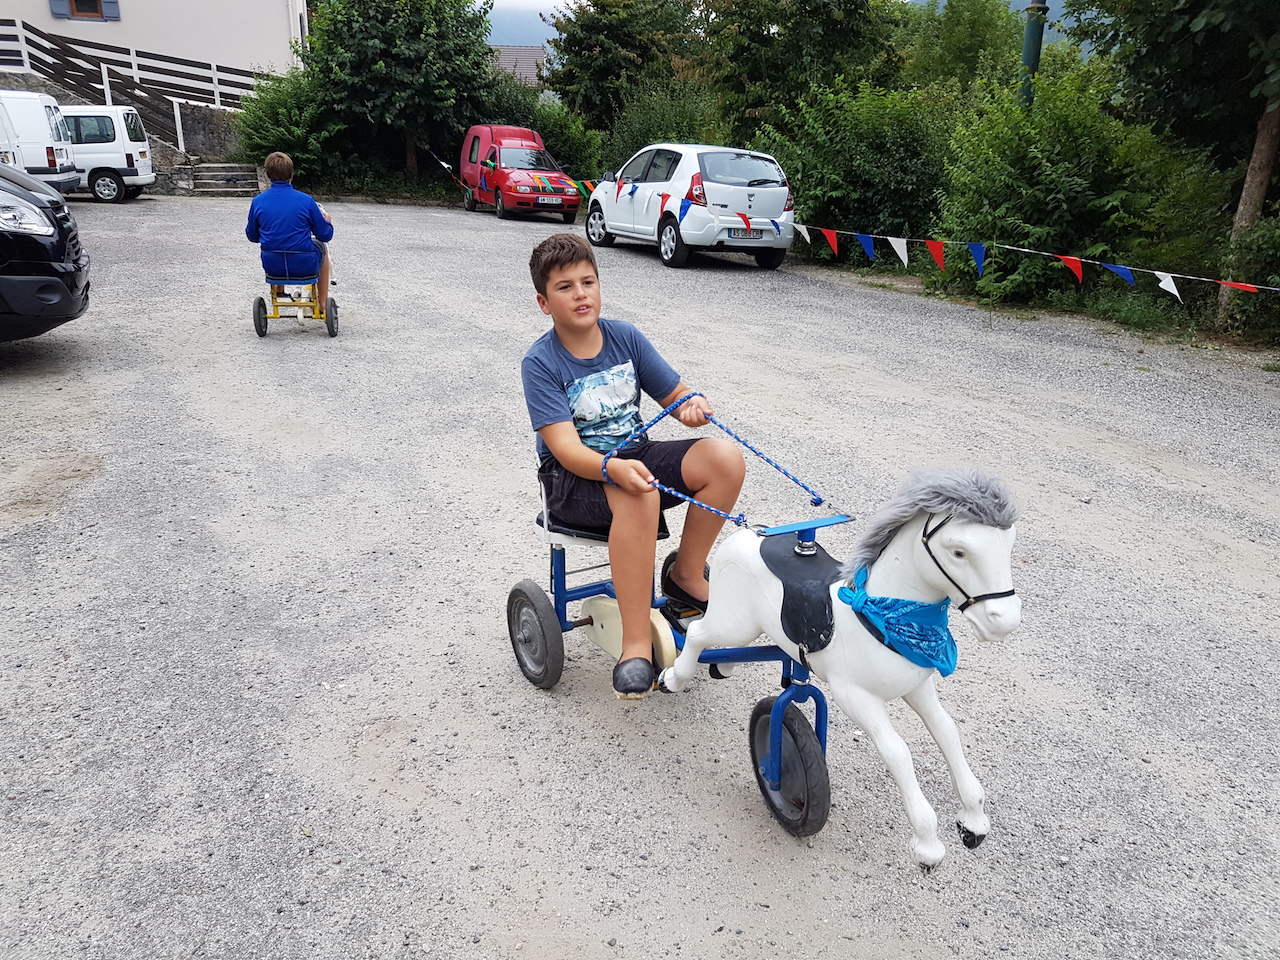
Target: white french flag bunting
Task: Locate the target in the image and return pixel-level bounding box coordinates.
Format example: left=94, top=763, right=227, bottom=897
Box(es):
left=794, top=224, right=810, bottom=244
left=1155, top=272, right=1182, bottom=303
left=888, top=237, right=910, bottom=267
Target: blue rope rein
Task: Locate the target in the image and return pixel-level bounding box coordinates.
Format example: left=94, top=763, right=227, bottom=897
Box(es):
left=600, top=392, right=827, bottom=527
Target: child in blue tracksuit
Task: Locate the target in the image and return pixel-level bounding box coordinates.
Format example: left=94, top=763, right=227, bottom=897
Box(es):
left=245, top=152, right=334, bottom=314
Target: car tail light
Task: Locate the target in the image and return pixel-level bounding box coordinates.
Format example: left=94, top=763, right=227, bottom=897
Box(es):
left=784, top=191, right=794, bottom=212
left=125, top=153, right=134, bottom=168
left=47, top=146, right=56, bottom=168
left=685, top=172, right=706, bottom=206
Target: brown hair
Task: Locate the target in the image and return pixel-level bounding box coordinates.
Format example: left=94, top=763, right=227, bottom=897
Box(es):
left=264, top=152, right=294, bottom=182
left=529, top=233, right=598, bottom=296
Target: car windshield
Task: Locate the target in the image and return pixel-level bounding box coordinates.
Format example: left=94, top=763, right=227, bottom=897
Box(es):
left=500, top=148, right=559, bottom=172
left=123, top=112, right=147, bottom=143
left=699, top=151, right=786, bottom=187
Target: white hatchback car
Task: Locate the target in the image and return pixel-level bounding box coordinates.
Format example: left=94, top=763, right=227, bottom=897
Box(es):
left=585, top=144, right=795, bottom=269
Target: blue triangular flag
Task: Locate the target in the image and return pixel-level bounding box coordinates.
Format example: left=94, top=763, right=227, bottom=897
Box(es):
left=628, top=183, right=638, bottom=197
left=1102, top=263, right=1135, bottom=285
left=855, top=233, right=875, bottom=260
left=479, top=174, right=487, bottom=191
left=769, top=219, right=781, bottom=236
left=678, top=198, right=692, bottom=222
left=967, top=242, right=986, bottom=277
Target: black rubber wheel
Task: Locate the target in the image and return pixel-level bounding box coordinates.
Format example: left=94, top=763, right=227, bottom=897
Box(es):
left=124, top=185, right=144, bottom=200
left=749, top=696, right=831, bottom=837
left=507, top=580, right=564, bottom=689
left=585, top=203, right=614, bottom=247
left=561, top=207, right=578, bottom=224
left=90, top=170, right=126, bottom=203
left=463, top=187, right=477, bottom=212
left=659, top=216, right=690, bottom=268
left=755, top=248, right=787, bottom=270
left=495, top=190, right=511, bottom=220
left=253, top=296, right=268, bottom=337
left=325, top=298, right=338, bottom=337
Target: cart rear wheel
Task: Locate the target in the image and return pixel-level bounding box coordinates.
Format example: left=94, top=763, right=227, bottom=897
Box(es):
left=325, top=298, right=338, bottom=337
left=253, top=296, right=268, bottom=337
left=749, top=696, right=830, bottom=837
left=508, top=580, right=564, bottom=689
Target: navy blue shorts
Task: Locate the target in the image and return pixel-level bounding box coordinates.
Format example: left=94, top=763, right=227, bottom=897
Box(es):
left=538, top=438, right=700, bottom=530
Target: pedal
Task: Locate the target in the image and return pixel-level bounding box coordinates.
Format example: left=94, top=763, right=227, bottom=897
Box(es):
left=659, top=601, right=701, bottom=632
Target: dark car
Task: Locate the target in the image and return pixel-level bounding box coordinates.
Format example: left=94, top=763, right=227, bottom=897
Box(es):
left=0, top=161, right=90, bottom=342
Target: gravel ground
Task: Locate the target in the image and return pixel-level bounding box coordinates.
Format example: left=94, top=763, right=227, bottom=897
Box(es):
left=1, top=194, right=1278, bottom=960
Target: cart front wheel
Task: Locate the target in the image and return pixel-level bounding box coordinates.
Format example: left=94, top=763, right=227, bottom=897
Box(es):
left=253, top=296, right=268, bottom=337
left=325, top=298, right=338, bottom=337
left=749, top=696, right=830, bottom=837
left=508, top=580, right=564, bottom=689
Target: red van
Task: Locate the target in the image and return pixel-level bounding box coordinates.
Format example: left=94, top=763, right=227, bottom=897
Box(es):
left=459, top=124, right=580, bottom=224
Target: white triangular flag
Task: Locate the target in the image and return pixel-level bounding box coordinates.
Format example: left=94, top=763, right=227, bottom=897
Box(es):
left=1155, top=272, right=1182, bottom=303
left=888, top=237, right=910, bottom=266
left=794, top=223, right=810, bottom=244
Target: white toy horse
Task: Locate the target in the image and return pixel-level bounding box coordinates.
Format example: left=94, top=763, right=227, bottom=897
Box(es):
left=660, top=467, right=1022, bottom=868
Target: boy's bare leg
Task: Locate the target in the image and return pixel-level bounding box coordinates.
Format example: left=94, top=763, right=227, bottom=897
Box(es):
left=669, top=438, right=746, bottom=604
left=604, top=482, right=661, bottom=662
left=317, top=251, right=332, bottom=316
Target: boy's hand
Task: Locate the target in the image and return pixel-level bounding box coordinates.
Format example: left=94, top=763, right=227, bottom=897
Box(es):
left=675, top=394, right=713, bottom=428
left=605, top=456, right=656, bottom=494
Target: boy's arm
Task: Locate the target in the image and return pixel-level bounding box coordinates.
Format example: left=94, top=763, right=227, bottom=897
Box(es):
left=538, top=422, right=654, bottom=493
left=309, top=199, right=335, bottom=242
left=658, top=382, right=713, bottom=428
left=245, top=203, right=260, bottom=243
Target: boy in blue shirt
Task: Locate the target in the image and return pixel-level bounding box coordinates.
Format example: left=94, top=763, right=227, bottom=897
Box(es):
left=245, top=152, right=334, bottom=314
left=522, top=234, right=745, bottom=699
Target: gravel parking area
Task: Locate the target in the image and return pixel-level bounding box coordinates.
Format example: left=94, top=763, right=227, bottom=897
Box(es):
left=1, top=194, right=1277, bottom=960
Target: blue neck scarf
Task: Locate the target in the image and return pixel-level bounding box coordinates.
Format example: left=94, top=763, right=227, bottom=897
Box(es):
left=836, top=566, right=957, bottom=677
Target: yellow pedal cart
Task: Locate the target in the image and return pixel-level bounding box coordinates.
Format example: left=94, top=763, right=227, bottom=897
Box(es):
left=253, top=253, right=338, bottom=338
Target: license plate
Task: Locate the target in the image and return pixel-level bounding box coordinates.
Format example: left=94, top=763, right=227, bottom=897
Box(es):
left=537, top=196, right=562, bottom=204
left=729, top=228, right=763, bottom=239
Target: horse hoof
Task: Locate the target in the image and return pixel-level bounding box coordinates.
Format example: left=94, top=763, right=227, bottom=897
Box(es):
left=957, top=823, right=987, bottom=849
left=657, top=668, right=676, bottom=693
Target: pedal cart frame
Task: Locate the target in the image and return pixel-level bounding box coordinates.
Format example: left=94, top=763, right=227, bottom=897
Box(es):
left=507, top=396, right=849, bottom=838
left=253, top=249, right=338, bottom=338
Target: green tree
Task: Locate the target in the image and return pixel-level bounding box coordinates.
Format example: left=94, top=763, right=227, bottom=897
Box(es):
left=234, top=68, right=345, bottom=183
left=601, top=78, right=721, bottom=170
left=695, top=0, right=896, bottom=144
left=303, top=0, right=496, bottom=179
left=895, top=0, right=1023, bottom=91
left=1065, top=1, right=1280, bottom=251
left=541, top=0, right=696, bottom=130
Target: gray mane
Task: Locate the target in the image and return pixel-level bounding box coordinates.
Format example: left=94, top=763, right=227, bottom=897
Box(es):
left=841, top=467, right=1021, bottom=578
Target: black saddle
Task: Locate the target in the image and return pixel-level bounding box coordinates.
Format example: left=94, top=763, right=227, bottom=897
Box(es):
left=759, top=534, right=844, bottom=655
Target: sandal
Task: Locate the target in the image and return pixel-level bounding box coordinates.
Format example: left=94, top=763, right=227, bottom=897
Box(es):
left=661, top=568, right=708, bottom=614
left=612, top=657, right=655, bottom=700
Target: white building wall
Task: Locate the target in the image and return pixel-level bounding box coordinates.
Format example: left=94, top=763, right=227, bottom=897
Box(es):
left=9, top=0, right=305, bottom=72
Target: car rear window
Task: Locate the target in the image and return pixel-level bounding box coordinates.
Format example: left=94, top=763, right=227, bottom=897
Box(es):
left=69, top=115, right=115, bottom=144
left=499, top=147, right=559, bottom=171
left=45, top=106, right=71, bottom=143
left=699, top=151, right=786, bottom=187
left=123, top=111, right=146, bottom=142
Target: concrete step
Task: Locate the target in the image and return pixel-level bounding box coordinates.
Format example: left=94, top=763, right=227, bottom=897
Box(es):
left=188, top=186, right=259, bottom=197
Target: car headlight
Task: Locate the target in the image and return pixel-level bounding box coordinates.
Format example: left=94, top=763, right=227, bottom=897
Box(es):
left=0, top=197, right=55, bottom=236
left=515, top=185, right=532, bottom=193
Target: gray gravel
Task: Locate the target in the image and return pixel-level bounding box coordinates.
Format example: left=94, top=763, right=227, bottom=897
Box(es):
left=1, top=194, right=1278, bottom=960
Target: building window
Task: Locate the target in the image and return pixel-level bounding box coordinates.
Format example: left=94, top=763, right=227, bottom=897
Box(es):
left=49, top=0, right=121, bottom=21
left=71, top=0, right=103, bottom=16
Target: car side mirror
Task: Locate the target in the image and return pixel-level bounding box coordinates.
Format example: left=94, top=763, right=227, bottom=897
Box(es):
left=602, top=171, right=616, bottom=182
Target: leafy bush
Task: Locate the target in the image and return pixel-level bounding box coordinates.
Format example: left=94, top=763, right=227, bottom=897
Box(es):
left=752, top=80, right=960, bottom=257
left=1222, top=216, right=1280, bottom=343
left=233, top=68, right=345, bottom=184
left=601, top=79, right=722, bottom=172
left=937, top=69, right=1232, bottom=301
left=532, top=97, right=602, bottom=180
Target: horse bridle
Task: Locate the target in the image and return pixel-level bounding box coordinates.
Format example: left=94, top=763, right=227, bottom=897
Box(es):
left=921, top=513, right=1017, bottom=612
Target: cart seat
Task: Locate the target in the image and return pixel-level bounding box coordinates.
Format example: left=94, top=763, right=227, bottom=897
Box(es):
left=535, top=479, right=669, bottom=546
left=265, top=274, right=319, bottom=285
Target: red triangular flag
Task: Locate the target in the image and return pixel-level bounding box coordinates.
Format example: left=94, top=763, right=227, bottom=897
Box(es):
left=736, top=212, right=752, bottom=230
left=615, top=179, right=626, bottom=201
left=659, top=193, right=671, bottom=215
left=1217, top=280, right=1259, bottom=293
left=926, top=240, right=945, bottom=272
left=1055, top=255, right=1084, bottom=283
left=820, top=228, right=838, bottom=255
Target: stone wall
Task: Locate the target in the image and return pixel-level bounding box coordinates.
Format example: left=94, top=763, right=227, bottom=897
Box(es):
left=0, top=70, right=90, bottom=104
left=177, top=103, right=240, bottom=161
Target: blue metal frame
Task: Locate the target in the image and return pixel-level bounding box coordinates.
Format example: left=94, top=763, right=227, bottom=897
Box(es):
left=546, top=522, right=841, bottom=787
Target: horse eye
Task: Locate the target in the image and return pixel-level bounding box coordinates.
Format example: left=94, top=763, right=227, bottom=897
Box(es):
left=952, top=549, right=966, bottom=559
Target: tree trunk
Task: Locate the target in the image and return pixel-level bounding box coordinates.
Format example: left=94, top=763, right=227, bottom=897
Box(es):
left=405, top=134, right=418, bottom=181
left=1218, top=94, right=1280, bottom=326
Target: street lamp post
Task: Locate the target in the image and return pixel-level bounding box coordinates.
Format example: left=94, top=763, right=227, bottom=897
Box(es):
left=1018, top=2, right=1050, bottom=107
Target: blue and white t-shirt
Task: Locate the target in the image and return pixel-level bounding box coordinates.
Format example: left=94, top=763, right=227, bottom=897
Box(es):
left=522, top=318, right=681, bottom=463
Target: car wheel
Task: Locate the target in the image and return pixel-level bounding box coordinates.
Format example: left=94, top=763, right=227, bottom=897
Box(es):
left=755, top=248, right=787, bottom=270
left=463, top=187, right=476, bottom=212
left=495, top=190, right=511, bottom=220
left=586, top=204, right=614, bottom=247
left=90, top=170, right=125, bottom=203
left=561, top=207, right=577, bottom=225
left=659, top=217, right=689, bottom=268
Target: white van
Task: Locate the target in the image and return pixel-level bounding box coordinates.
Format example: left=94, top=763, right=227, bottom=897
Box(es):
left=61, top=104, right=156, bottom=202
left=0, top=100, right=22, bottom=169
left=0, top=91, right=78, bottom=195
